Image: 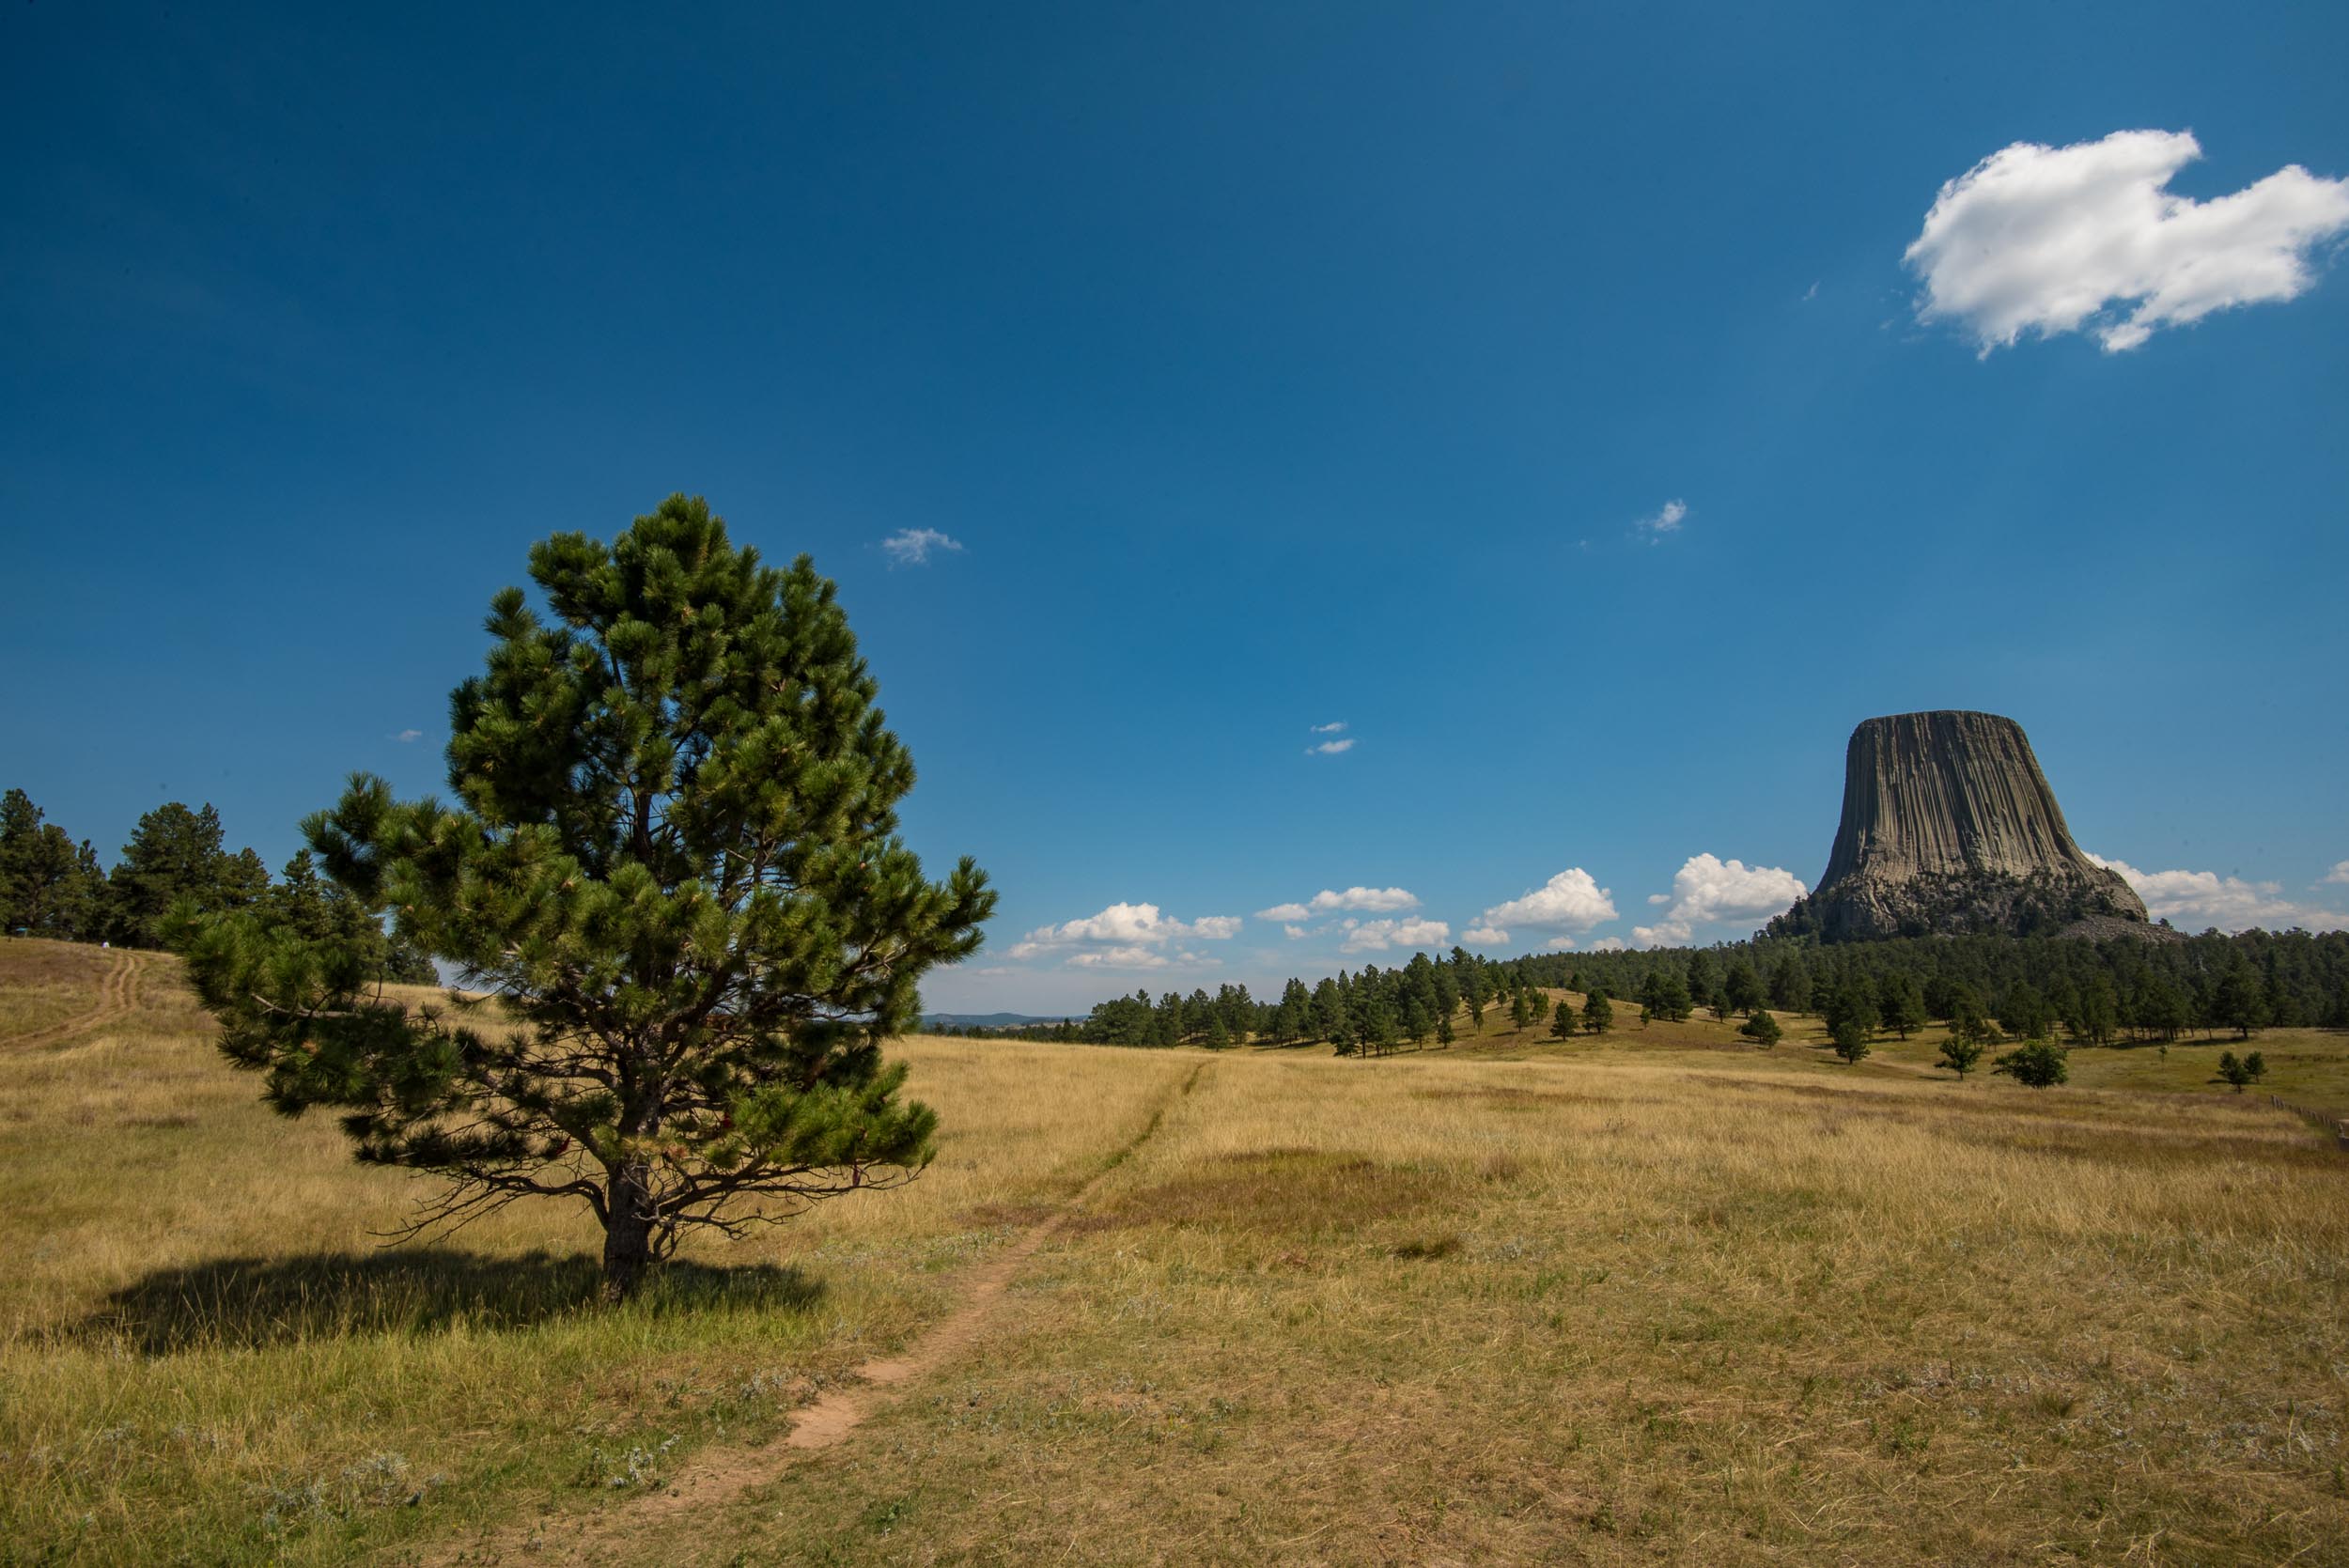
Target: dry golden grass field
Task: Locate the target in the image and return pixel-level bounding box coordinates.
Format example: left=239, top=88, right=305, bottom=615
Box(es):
left=5, top=937, right=2348, bottom=1566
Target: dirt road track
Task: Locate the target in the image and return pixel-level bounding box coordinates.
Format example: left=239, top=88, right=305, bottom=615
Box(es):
left=1, top=947, right=149, bottom=1049
left=423, top=1060, right=1208, bottom=1566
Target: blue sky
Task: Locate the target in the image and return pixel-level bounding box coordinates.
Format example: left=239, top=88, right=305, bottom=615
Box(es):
left=5, top=1, right=2345, bottom=1013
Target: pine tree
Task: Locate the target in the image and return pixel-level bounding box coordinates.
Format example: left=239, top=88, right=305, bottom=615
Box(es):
left=1, top=789, right=101, bottom=938
left=107, top=801, right=264, bottom=948
left=1309, top=977, right=1344, bottom=1041
left=1685, top=952, right=1718, bottom=1013
left=1823, top=976, right=1879, bottom=1044
left=2211, top=959, right=2268, bottom=1040
left=63, top=839, right=108, bottom=940
left=1723, top=959, right=1764, bottom=1017
left=1948, top=985, right=2001, bottom=1051
left=173, top=497, right=994, bottom=1301
left=2077, top=973, right=2120, bottom=1046
left=1999, top=982, right=2054, bottom=1043
left=1994, top=1040, right=2067, bottom=1088
left=1581, top=987, right=1613, bottom=1036
left=1881, top=973, right=1927, bottom=1040
left=1769, top=955, right=1812, bottom=1013
left=1550, top=997, right=1577, bottom=1040
left=1937, top=1035, right=1983, bottom=1078
left=1738, top=1008, right=1782, bottom=1048
left=1276, top=978, right=1310, bottom=1042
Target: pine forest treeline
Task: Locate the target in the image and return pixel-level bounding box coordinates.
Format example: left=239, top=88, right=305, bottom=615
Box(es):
left=943, top=928, right=2349, bottom=1050
left=0, top=785, right=433, bottom=981
left=16, top=776, right=2345, bottom=1050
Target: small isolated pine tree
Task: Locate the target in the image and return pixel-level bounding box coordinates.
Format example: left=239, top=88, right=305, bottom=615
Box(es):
left=1550, top=997, right=1577, bottom=1040
left=1831, top=1016, right=1871, bottom=1065
left=2216, top=1050, right=2253, bottom=1092
left=1995, top=1040, right=2069, bottom=1089
left=2245, top=1049, right=2267, bottom=1083
left=174, top=497, right=995, bottom=1302
left=1738, top=1009, right=1781, bottom=1048
left=1937, top=1036, right=1983, bottom=1079
left=1581, top=988, right=1613, bottom=1036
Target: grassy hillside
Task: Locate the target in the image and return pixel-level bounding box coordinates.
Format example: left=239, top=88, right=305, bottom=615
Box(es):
left=4, top=939, right=2346, bottom=1564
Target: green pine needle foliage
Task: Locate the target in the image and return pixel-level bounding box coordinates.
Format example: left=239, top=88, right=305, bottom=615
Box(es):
left=173, top=496, right=994, bottom=1297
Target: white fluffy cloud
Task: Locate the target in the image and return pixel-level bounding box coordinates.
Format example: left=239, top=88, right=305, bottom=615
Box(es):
left=879, top=527, right=965, bottom=566
left=2324, top=862, right=2349, bottom=887
left=1255, top=887, right=1419, bottom=922
left=1906, top=130, right=2349, bottom=353
left=1065, top=944, right=1172, bottom=970
left=1307, top=737, right=1357, bottom=755
left=2088, top=855, right=2348, bottom=934
left=1539, top=937, right=1579, bottom=952
left=1631, top=853, right=1807, bottom=948
left=1006, top=901, right=1243, bottom=967
left=1461, top=925, right=1508, bottom=947
left=1589, top=937, right=1627, bottom=953
left=1311, top=721, right=1347, bottom=734
left=1475, top=869, right=1618, bottom=935
left=1339, top=917, right=1453, bottom=954
left=1635, top=499, right=1688, bottom=540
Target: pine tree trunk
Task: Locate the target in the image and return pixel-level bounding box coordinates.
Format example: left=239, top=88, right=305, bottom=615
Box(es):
left=601, top=1162, right=655, bottom=1303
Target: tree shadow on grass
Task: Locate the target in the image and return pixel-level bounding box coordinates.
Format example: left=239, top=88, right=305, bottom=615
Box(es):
left=70, top=1249, right=825, bottom=1356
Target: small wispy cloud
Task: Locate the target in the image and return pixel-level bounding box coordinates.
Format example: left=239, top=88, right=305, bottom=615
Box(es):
left=1634, top=499, right=1688, bottom=542
left=879, top=527, right=965, bottom=567
left=1255, top=888, right=1418, bottom=923
left=392, top=729, right=423, bottom=743
left=1802, top=280, right=1820, bottom=302
left=1311, top=721, right=1347, bottom=734
left=1307, top=737, right=1357, bottom=755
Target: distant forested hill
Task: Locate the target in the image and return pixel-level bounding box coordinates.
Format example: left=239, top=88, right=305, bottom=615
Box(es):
left=961, top=928, right=2349, bottom=1050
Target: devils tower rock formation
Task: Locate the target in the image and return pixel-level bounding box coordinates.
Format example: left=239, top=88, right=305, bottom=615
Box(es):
left=1769, top=711, right=2150, bottom=942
